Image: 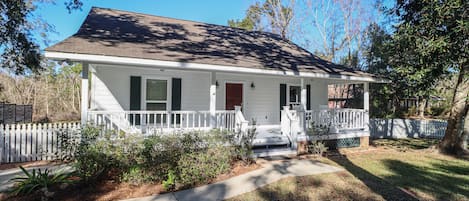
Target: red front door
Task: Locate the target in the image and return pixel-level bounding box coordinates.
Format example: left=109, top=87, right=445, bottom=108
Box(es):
left=225, top=83, right=243, bottom=110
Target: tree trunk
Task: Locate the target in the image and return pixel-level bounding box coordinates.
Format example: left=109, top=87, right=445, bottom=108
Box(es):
left=463, top=109, right=468, bottom=150
left=439, top=67, right=469, bottom=155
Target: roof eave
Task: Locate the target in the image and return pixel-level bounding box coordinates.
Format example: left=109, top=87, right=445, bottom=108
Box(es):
left=45, top=51, right=390, bottom=83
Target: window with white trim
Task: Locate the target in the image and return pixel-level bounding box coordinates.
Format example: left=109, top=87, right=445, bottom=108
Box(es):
left=288, top=85, right=301, bottom=108
left=145, top=79, right=168, bottom=111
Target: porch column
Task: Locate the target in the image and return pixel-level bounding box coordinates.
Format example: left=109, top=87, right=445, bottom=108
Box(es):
left=363, top=82, right=370, bottom=131
left=299, top=78, right=307, bottom=136
left=81, top=62, right=89, bottom=125
left=300, top=78, right=307, bottom=111
left=210, top=72, right=217, bottom=128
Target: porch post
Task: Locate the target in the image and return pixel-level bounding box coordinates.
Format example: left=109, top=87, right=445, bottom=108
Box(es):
left=210, top=72, right=217, bottom=128
left=300, top=78, right=307, bottom=111
left=81, top=62, right=89, bottom=125
left=299, top=78, right=307, bottom=136
left=363, top=82, right=370, bottom=131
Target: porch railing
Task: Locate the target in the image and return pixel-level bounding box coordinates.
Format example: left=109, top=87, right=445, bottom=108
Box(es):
left=87, top=110, right=237, bottom=134
left=305, top=108, right=367, bottom=131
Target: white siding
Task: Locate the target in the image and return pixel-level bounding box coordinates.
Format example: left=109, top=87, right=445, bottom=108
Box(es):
left=91, top=65, right=210, bottom=111
left=309, top=79, right=328, bottom=109
left=90, top=65, right=329, bottom=125
left=214, top=74, right=328, bottom=125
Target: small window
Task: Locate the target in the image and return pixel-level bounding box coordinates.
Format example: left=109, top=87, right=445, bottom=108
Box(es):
left=289, top=86, right=301, bottom=103
left=145, top=79, right=168, bottom=111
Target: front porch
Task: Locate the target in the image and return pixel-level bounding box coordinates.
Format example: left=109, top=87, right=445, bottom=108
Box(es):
left=80, top=63, right=372, bottom=155
left=87, top=105, right=370, bottom=155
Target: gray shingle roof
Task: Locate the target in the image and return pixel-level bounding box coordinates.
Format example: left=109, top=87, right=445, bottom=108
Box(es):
left=46, top=7, right=377, bottom=78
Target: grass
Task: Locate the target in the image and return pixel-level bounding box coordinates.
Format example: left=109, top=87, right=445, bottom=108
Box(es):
left=230, top=139, right=469, bottom=201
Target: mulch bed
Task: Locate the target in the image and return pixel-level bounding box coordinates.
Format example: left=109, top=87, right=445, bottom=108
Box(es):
left=1, top=161, right=260, bottom=201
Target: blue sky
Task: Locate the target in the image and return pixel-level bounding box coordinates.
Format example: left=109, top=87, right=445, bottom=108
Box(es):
left=34, top=0, right=394, bottom=61
left=35, top=0, right=253, bottom=48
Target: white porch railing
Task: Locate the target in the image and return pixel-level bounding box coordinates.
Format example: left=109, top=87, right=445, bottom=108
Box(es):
left=280, top=107, right=368, bottom=148
left=87, top=110, right=238, bottom=134
left=305, top=108, right=367, bottom=131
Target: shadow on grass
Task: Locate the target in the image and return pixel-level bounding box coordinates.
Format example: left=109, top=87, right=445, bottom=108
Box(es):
left=245, top=160, right=310, bottom=201
left=329, top=155, right=419, bottom=201
left=383, top=159, right=469, bottom=200
left=240, top=159, right=391, bottom=201
left=371, top=138, right=439, bottom=150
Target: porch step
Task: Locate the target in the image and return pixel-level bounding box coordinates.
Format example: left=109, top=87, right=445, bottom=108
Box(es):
left=252, top=147, right=296, bottom=158
left=252, top=125, right=290, bottom=147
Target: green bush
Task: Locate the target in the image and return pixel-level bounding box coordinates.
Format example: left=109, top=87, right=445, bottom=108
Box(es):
left=235, top=120, right=257, bottom=164
left=72, top=127, right=239, bottom=189
left=177, top=145, right=233, bottom=187
left=162, top=170, right=176, bottom=191
left=55, top=126, right=81, bottom=162
left=121, top=165, right=154, bottom=185
left=72, top=126, right=109, bottom=181
left=428, top=105, right=448, bottom=117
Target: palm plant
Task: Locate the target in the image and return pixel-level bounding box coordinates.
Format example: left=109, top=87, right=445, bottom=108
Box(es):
left=9, top=166, right=75, bottom=196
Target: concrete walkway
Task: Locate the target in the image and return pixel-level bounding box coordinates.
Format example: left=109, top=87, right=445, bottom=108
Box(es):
left=123, top=159, right=343, bottom=201
left=0, top=164, right=73, bottom=192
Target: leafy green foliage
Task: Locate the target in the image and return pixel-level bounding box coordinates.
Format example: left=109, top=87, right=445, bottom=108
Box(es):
left=227, top=0, right=294, bottom=38
left=364, top=0, right=468, bottom=153
left=227, top=3, right=262, bottom=31
left=0, top=0, right=41, bottom=74
left=72, top=127, right=240, bottom=190
left=55, top=125, right=81, bottom=162
left=0, top=0, right=84, bottom=74
left=177, top=145, right=233, bottom=187
left=72, top=126, right=109, bottom=181
left=162, top=170, right=176, bottom=191
left=236, top=120, right=257, bottom=164
left=121, top=166, right=152, bottom=185
left=9, top=166, right=74, bottom=196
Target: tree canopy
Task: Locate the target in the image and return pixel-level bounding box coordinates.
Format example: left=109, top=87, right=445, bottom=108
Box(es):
left=365, top=0, right=468, bottom=154
left=0, top=0, right=83, bottom=74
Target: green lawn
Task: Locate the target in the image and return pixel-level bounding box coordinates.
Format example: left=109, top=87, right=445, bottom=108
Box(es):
left=230, top=139, right=469, bottom=201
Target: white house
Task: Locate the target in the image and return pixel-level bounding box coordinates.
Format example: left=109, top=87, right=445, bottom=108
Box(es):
left=45, top=7, right=387, bottom=156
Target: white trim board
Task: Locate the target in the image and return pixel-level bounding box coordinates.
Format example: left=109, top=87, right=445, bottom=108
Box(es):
left=45, top=51, right=390, bottom=83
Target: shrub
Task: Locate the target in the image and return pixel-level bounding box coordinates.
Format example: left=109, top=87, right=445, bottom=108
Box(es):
left=121, top=165, right=153, bottom=185
left=236, top=120, right=257, bottom=164
left=176, top=145, right=233, bottom=187
left=72, top=126, right=239, bottom=189
left=55, top=126, right=81, bottom=162
left=308, top=141, right=328, bottom=156
left=162, top=170, right=176, bottom=191
left=72, top=126, right=109, bottom=181
left=9, top=166, right=74, bottom=198
left=73, top=126, right=146, bottom=181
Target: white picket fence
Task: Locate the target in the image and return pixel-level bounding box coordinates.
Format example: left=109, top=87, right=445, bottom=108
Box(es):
left=0, top=122, right=81, bottom=164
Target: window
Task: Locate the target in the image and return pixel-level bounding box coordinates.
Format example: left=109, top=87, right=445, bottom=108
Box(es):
left=289, top=86, right=301, bottom=104
left=145, top=79, right=168, bottom=111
